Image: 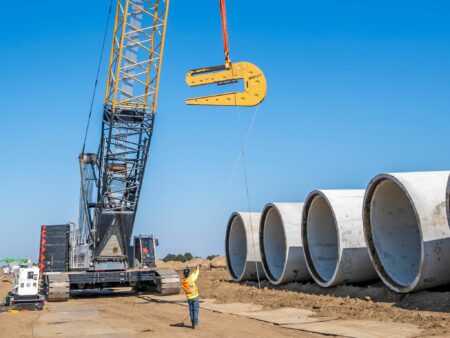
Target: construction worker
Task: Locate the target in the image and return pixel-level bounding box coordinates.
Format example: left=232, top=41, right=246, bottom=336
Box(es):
left=182, top=266, right=200, bottom=329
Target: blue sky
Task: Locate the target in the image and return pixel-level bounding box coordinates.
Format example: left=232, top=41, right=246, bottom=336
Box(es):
left=1, top=1, right=450, bottom=261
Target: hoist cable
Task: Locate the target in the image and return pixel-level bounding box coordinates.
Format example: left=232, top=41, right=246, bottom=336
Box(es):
left=235, top=105, right=262, bottom=289
left=81, top=0, right=114, bottom=154
left=214, top=103, right=260, bottom=219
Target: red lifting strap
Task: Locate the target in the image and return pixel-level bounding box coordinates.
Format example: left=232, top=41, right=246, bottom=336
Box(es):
left=219, top=0, right=231, bottom=65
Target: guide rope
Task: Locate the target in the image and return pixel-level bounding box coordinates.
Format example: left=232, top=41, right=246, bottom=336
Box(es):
left=214, top=103, right=260, bottom=219
left=235, top=106, right=262, bottom=288
left=234, top=89, right=262, bottom=288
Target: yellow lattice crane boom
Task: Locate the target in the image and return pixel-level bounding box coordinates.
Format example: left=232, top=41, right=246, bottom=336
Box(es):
left=105, top=0, right=169, bottom=113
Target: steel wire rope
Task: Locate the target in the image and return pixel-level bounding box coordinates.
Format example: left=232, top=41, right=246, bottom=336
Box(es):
left=234, top=103, right=262, bottom=289
left=229, top=59, right=262, bottom=288
left=213, top=104, right=260, bottom=220
left=215, top=0, right=263, bottom=285
left=81, top=0, right=114, bottom=154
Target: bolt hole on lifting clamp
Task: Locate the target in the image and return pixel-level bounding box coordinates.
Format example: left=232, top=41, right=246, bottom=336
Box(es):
left=185, top=0, right=267, bottom=107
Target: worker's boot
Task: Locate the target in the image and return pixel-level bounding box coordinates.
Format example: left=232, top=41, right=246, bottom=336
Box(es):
left=192, top=322, right=196, bottom=329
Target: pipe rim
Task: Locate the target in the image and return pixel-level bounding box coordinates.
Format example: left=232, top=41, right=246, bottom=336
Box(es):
left=363, top=174, right=424, bottom=293
left=225, top=212, right=247, bottom=281
left=302, top=190, right=341, bottom=287
left=446, top=174, right=450, bottom=230
left=259, top=203, right=288, bottom=285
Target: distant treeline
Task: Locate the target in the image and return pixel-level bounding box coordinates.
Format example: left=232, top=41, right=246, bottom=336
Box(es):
left=162, top=253, right=220, bottom=262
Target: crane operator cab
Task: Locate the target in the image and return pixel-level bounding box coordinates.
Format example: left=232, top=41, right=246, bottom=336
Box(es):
left=132, top=235, right=159, bottom=269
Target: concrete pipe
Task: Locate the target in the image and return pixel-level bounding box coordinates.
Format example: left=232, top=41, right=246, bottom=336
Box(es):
left=446, top=174, right=450, bottom=230
left=259, top=203, right=310, bottom=285
left=302, top=190, right=377, bottom=288
left=363, top=171, right=450, bottom=293
left=225, top=212, right=265, bottom=282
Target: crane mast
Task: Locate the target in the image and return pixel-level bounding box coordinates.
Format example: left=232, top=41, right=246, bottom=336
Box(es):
left=78, top=0, right=169, bottom=271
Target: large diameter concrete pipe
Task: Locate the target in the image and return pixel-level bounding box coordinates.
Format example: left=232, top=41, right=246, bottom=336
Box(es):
left=446, top=174, right=450, bottom=230
left=363, top=171, right=450, bottom=293
left=259, top=203, right=310, bottom=285
left=302, top=190, right=377, bottom=288
left=225, top=212, right=266, bottom=282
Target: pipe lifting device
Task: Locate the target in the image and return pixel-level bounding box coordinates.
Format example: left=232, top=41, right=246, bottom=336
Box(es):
left=185, top=0, right=267, bottom=107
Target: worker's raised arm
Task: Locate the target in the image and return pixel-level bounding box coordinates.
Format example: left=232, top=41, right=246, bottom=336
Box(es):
left=190, top=265, right=200, bottom=282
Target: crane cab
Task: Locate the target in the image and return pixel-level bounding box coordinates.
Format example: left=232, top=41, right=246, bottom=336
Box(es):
left=131, top=235, right=158, bottom=269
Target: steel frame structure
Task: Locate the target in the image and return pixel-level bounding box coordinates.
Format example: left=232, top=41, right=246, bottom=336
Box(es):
left=77, top=0, right=169, bottom=270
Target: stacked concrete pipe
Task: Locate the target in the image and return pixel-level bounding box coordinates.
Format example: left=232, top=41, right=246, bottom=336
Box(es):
left=363, top=171, right=450, bottom=293
left=259, top=203, right=311, bottom=285
left=302, top=190, right=377, bottom=287
left=225, top=212, right=266, bottom=282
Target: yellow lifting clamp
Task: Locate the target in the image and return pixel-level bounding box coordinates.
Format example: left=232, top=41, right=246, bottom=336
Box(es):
left=185, top=0, right=267, bottom=107
left=185, top=62, right=267, bottom=107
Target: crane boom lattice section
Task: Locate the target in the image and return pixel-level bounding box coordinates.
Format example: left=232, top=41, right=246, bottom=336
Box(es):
left=105, top=0, right=168, bottom=112
left=99, top=0, right=168, bottom=215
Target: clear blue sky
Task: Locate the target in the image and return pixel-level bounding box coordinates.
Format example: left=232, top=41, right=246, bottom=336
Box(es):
left=1, top=1, right=450, bottom=261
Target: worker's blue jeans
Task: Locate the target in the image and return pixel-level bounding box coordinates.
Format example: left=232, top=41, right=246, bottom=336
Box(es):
left=188, top=297, right=199, bottom=326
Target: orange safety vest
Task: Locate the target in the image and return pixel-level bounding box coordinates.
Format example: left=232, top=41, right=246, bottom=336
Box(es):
left=182, top=274, right=199, bottom=299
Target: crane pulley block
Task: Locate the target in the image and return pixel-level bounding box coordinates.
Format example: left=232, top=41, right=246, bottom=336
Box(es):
left=185, top=61, right=267, bottom=107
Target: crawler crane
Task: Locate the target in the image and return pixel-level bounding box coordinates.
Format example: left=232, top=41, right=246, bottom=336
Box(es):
left=39, top=0, right=180, bottom=301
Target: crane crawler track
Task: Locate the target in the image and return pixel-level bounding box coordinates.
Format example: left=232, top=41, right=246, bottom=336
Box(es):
left=45, top=273, right=70, bottom=302
left=155, top=269, right=181, bottom=295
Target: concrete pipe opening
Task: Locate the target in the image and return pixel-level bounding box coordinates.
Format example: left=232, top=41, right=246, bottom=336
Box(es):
left=261, top=207, right=286, bottom=282
left=303, top=195, right=338, bottom=284
left=364, top=171, right=450, bottom=293
left=260, top=203, right=310, bottom=285
left=446, top=174, right=450, bottom=230
left=226, top=215, right=247, bottom=280
left=225, top=212, right=265, bottom=282
left=303, top=190, right=377, bottom=288
left=367, top=179, right=421, bottom=289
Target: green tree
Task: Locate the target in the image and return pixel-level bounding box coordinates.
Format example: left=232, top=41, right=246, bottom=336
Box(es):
left=184, top=252, right=193, bottom=261
left=162, top=254, right=176, bottom=262
left=175, top=254, right=185, bottom=262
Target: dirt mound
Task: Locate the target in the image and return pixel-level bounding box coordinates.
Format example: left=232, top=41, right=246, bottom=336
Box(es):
left=155, top=260, right=168, bottom=268
left=186, top=258, right=211, bottom=269
left=161, top=260, right=185, bottom=271
left=159, top=256, right=226, bottom=271
left=210, top=256, right=227, bottom=269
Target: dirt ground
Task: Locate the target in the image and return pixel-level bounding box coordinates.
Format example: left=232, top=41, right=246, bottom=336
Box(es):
left=0, top=274, right=322, bottom=338
left=1, top=262, right=449, bottom=337
left=197, top=269, right=450, bottom=337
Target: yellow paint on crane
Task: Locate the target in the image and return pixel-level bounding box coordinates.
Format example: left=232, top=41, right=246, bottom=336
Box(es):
left=185, top=61, right=267, bottom=107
